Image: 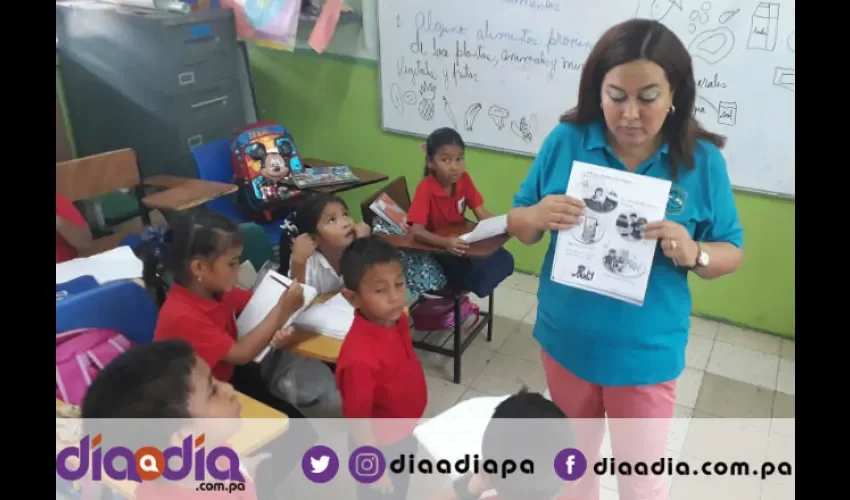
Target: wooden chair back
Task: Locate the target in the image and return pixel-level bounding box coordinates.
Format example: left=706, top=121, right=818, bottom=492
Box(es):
left=56, top=148, right=141, bottom=201
left=360, top=176, right=411, bottom=227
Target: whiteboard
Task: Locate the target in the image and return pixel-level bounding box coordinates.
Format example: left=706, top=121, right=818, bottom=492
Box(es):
left=376, top=0, right=795, bottom=198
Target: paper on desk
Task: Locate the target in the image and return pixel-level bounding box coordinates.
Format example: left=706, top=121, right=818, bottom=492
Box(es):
left=236, top=271, right=319, bottom=363
left=413, top=395, right=509, bottom=479
left=293, top=293, right=355, bottom=340
left=308, top=0, right=343, bottom=53
left=551, top=161, right=671, bottom=306
left=460, top=214, right=508, bottom=243
left=55, top=246, right=143, bottom=285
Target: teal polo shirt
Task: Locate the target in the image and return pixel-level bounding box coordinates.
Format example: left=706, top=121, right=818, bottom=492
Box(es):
left=513, top=122, right=744, bottom=386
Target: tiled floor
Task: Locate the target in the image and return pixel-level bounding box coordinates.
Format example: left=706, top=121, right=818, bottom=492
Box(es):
left=412, top=271, right=795, bottom=500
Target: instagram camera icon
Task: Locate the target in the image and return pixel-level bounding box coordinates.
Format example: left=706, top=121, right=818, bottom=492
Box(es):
left=348, top=446, right=387, bottom=484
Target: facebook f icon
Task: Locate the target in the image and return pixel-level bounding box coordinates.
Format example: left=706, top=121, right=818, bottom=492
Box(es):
left=554, top=448, right=587, bottom=481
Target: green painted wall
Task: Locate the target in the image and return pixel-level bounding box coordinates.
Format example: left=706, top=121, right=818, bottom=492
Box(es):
left=55, top=47, right=794, bottom=338
left=247, top=47, right=794, bottom=338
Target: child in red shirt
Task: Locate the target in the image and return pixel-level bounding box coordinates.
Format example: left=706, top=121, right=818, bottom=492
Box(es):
left=140, top=209, right=317, bottom=487
left=81, top=340, right=258, bottom=500
left=407, top=127, right=514, bottom=298
left=56, top=192, right=92, bottom=263
left=336, top=236, right=428, bottom=500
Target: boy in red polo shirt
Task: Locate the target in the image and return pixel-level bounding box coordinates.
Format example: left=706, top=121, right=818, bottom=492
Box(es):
left=56, top=192, right=92, bottom=263
left=336, top=236, right=428, bottom=500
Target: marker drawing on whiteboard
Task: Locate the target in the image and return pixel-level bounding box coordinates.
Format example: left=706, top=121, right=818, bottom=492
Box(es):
left=489, top=105, right=509, bottom=130
left=390, top=84, right=404, bottom=115
left=687, top=1, right=711, bottom=33
left=747, top=2, right=779, bottom=51
left=772, top=67, right=794, bottom=92
left=402, top=91, right=418, bottom=106
left=442, top=97, right=458, bottom=129
left=419, top=82, right=437, bottom=121
left=688, top=27, right=735, bottom=64
left=718, top=8, right=740, bottom=24
left=511, top=115, right=537, bottom=143
left=650, top=0, right=682, bottom=21
left=717, top=101, right=737, bottom=127
left=787, top=30, right=795, bottom=53
left=464, top=103, right=482, bottom=132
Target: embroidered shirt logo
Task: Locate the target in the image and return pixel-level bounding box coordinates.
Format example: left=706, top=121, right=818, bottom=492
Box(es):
left=667, top=186, right=687, bottom=215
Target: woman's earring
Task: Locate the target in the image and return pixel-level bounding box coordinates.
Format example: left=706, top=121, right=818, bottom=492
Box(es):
left=669, top=105, right=676, bottom=114
left=198, top=276, right=203, bottom=283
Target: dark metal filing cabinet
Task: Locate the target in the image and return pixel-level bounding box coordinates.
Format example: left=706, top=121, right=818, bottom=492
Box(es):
left=56, top=1, right=250, bottom=178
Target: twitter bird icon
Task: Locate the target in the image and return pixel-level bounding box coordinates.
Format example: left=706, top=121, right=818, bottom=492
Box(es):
left=302, top=445, right=339, bottom=483
left=311, top=455, right=330, bottom=473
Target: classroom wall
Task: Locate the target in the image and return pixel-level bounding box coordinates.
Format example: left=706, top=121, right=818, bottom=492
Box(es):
left=246, top=47, right=795, bottom=339
left=54, top=48, right=795, bottom=338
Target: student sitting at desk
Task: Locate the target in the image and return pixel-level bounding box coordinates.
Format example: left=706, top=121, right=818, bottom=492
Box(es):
left=336, top=236, right=428, bottom=500
left=141, top=210, right=318, bottom=481
left=56, top=191, right=92, bottom=263
left=431, top=388, right=573, bottom=500
left=279, top=193, right=371, bottom=294
left=408, top=128, right=514, bottom=297
left=81, top=340, right=257, bottom=499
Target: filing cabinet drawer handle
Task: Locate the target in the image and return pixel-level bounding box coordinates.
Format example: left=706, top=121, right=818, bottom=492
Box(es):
left=178, top=71, right=196, bottom=85
left=190, top=96, right=228, bottom=109
left=187, top=135, right=204, bottom=148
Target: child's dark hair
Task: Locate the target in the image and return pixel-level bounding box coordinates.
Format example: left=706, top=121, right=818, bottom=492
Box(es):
left=423, top=127, right=465, bottom=177
left=278, top=193, right=349, bottom=275
left=340, top=236, right=401, bottom=291
left=481, top=387, right=573, bottom=498
left=139, top=209, right=243, bottom=292
left=81, top=340, right=198, bottom=449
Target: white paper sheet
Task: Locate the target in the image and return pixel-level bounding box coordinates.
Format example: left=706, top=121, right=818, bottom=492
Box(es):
left=413, top=395, right=510, bottom=479
left=55, top=246, right=143, bottom=285
left=459, top=214, right=508, bottom=243
left=551, top=161, right=672, bottom=306
left=236, top=270, right=318, bottom=362
left=293, top=293, right=355, bottom=340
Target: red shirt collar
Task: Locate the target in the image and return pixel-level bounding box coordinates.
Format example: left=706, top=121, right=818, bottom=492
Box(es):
left=168, top=283, right=230, bottom=314
left=424, top=172, right=466, bottom=198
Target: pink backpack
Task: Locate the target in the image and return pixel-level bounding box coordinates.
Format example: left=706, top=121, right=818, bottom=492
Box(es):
left=56, top=329, right=134, bottom=405
left=411, top=296, right=480, bottom=332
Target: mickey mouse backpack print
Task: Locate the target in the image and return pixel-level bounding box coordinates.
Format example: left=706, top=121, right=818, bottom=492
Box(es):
left=231, top=121, right=308, bottom=222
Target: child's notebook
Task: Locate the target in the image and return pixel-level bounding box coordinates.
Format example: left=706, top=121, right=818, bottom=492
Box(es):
left=236, top=270, right=319, bottom=362
left=293, top=293, right=355, bottom=340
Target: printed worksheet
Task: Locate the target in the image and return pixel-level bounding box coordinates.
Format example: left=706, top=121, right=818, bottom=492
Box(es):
left=551, top=161, right=672, bottom=306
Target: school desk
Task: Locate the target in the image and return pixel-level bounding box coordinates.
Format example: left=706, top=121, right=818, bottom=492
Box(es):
left=56, top=393, right=287, bottom=498
left=300, top=158, right=389, bottom=194
left=377, top=222, right=510, bottom=384
left=141, top=175, right=239, bottom=212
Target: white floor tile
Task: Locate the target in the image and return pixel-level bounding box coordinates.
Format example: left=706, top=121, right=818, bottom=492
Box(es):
left=675, top=367, right=704, bottom=409
left=472, top=287, right=537, bottom=322
left=689, top=316, right=719, bottom=339
left=776, top=359, right=795, bottom=396
left=716, top=324, right=781, bottom=356
left=500, top=272, right=539, bottom=294
left=685, top=335, right=713, bottom=370
left=707, top=342, right=779, bottom=390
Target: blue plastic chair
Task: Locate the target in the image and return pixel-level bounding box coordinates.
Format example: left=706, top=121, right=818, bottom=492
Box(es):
left=56, top=280, right=159, bottom=345
left=56, top=275, right=100, bottom=300
left=190, top=139, right=284, bottom=246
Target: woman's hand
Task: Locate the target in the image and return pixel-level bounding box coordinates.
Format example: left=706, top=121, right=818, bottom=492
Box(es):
left=531, top=195, right=585, bottom=231
left=644, top=220, right=699, bottom=267
left=444, top=237, right=470, bottom=256
left=291, top=234, right=317, bottom=264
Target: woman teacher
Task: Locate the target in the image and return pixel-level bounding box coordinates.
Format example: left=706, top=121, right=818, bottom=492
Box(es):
left=507, top=19, right=744, bottom=500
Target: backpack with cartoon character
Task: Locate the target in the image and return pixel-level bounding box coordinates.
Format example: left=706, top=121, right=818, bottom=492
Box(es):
left=231, top=121, right=307, bottom=222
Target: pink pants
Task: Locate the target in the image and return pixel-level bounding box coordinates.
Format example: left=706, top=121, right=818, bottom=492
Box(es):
left=542, top=350, right=676, bottom=500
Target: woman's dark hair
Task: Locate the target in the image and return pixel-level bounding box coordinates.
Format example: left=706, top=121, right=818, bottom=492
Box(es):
left=140, top=208, right=243, bottom=291
left=561, top=19, right=725, bottom=180
left=423, top=127, right=465, bottom=177
left=277, top=194, right=348, bottom=275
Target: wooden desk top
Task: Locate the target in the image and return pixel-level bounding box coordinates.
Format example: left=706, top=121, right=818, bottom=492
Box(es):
left=56, top=393, right=287, bottom=498
left=379, top=222, right=510, bottom=258
left=301, top=158, right=389, bottom=194
left=141, top=175, right=238, bottom=212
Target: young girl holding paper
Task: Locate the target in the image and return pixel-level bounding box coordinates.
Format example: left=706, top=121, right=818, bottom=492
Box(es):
left=408, top=128, right=514, bottom=297
left=142, top=209, right=310, bottom=417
